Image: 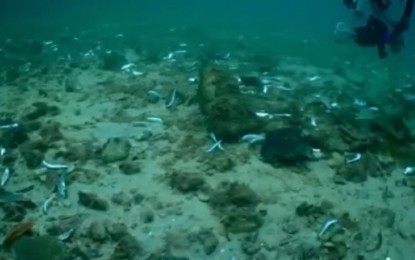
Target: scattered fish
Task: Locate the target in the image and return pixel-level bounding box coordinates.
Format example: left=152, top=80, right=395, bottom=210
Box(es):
left=42, top=160, right=69, bottom=170
left=147, top=90, right=161, bottom=98
left=83, top=50, right=94, bottom=57
left=174, top=50, right=187, bottom=54
left=273, top=113, right=292, bottom=117
left=354, top=99, right=367, bottom=107
left=121, top=63, right=135, bottom=71
left=308, top=76, right=321, bottom=82
left=206, top=133, right=224, bottom=153
left=188, top=77, right=197, bottom=83
left=165, top=89, right=186, bottom=109
left=312, top=148, right=323, bottom=159
left=318, top=219, right=338, bottom=237
left=131, top=70, right=144, bottom=76
left=1, top=168, right=9, bottom=187
left=146, top=90, right=161, bottom=103
left=163, top=52, right=174, bottom=60
left=255, top=112, right=273, bottom=119
left=0, top=148, right=5, bottom=157
left=56, top=172, right=68, bottom=198
left=146, top=117, right=163, bottom=123
left=262, top=85, right=271, bottom=94
left=330, top=102, right=339, bottom=108
left=240, top=89, right=256, bottom=95
left=240, top=134, right=265, bottom=144
left=0, top=123, right=18, bottom=129
left=206, top=140, right=224, bottom=153
left=42, top=194, right=55, bottom=214
left=120, top=63, right=143, bottom=75
left=255, top=112, right=292, bottom=119
left=275, top=85, right=295, bottom=91
left=404, top=166, right=415, bottom=175
left=310, top=117, right=317, bottom=127
left=57, top=227, right=75, bottom=241
left=345, top=153, right=361, bottom=164
left=165, top=89, right=177, bottom=109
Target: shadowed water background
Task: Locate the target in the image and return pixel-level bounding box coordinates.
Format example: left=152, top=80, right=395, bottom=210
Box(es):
left=0, top=0, right=414, bottom=74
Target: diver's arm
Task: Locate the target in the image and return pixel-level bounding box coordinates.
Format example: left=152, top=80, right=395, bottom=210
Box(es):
left=393, top=0, right=414, bottom=35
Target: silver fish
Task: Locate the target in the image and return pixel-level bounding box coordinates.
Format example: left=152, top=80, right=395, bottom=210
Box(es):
left=0, top=148, right=6, bottom=157
left=42, top=160, right=69, bottom=170
left=1, top=168, right=10, bottom=186
left=56, top=172, right=67, bottom=198
left=57, top=228, right=75, bottom=241
left=42, top=194, right=55, bottom=214
left=318, top=219, right=338, bottom=237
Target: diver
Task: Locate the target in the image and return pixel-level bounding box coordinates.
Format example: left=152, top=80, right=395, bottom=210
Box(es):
left=344, top=0, right=392, bottom=17
left=337, top=0, right=414, bottom=58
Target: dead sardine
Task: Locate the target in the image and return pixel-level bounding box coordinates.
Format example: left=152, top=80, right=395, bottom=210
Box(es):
left=57, top=227, right=75, bottom=241
left=42, top=194, right=55, bottom=214
left=165, top=89, right=186, bottom=109
left=1, top=168, right=10, bottom=187
left=240, top=134, right=265, bottom=144
left=56, top=172, right=68, bottom=198
left=0, top=123, right=18, bottom=129
left=318, top=219, right=338, bottom=237
left=42, top=160, right=69, bottom=170
left=0, top=148, right=5, bottom=157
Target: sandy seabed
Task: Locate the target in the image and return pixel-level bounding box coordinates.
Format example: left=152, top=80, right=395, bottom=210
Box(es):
left=0, top=57, right=414, bottom=260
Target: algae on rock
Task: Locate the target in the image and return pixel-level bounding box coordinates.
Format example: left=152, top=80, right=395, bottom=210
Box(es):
left=206, top=95, right=263, bottom=143
left=197, top=66, right=264, bottom=142
left=101, top=137, right=131, bottom=163
left=197, top=66, right=240, bottom=114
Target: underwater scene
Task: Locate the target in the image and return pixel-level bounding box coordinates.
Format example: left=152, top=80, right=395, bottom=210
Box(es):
left=1, top=0, right=415, bottom=259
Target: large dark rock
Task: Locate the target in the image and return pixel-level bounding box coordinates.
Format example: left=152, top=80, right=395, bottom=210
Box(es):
left=260, top=127, right=313, bottom=165
left=100, top=52, right=126, bottom=71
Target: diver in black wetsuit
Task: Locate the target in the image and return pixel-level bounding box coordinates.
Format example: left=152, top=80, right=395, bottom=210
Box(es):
left=342, top=0, right=414, bottom=58
left=353, top=15, right=390, bottom=58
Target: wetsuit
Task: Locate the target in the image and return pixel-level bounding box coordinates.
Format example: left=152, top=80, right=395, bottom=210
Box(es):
left=346, top=0, right=414, bottom=58
left=353, top=16, right=389, bottom=58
